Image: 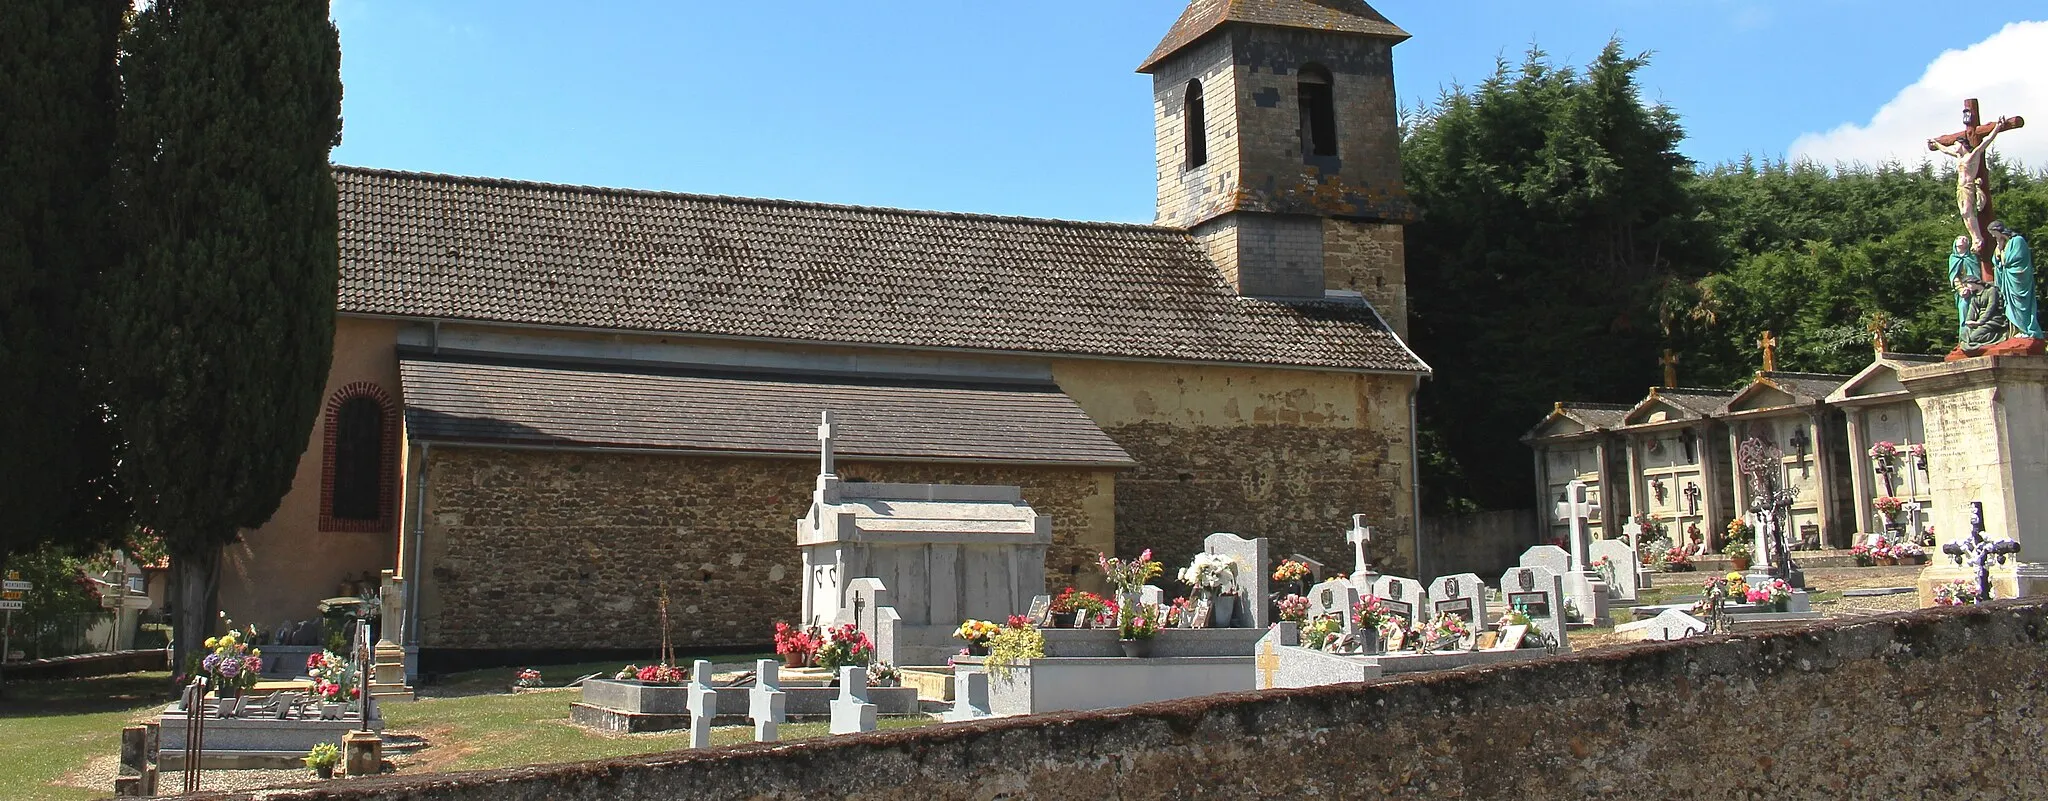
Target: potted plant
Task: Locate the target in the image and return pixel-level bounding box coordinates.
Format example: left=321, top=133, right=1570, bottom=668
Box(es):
left=984, top=618, right=1044, bottom=679
left=1661, top=547, right=1695, bottom=572
left=772, top=622, right=818, bottom=668
left=513, top=668, right=543, bottom=691
left=304, top=742, right=342, bottom=779
left=1351, top=596, right=1392, bottom=654
left=1873, top=543, right=1898, bottom=566
left=634, top=664, right=685, bottom=684
left=866, top=662, right=902, bottom=687
left=1117, top=608, right=1160, bottom=658
left=952, top=619, right=1000, bottom=656
left=1850, top=544, right=1875, bottom=567
left=1179, top=552, right=1241, bottom=626
left=1893, top=541, right=1927, bottom=565
left=1299, top=615, right=1342, bottom=651
left=1723, top=539, right=1753, bottom=571
left=199, top=627, right=263, bottom=710
left=1050, top=587, right=1108, bottom=628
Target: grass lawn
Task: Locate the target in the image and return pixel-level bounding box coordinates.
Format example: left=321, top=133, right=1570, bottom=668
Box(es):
left=0, top=659, right=935, bottom=798
left=0, top=671, right=174, bottom=801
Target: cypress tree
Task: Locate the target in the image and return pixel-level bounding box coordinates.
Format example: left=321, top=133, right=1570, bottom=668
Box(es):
left=108, top=0, right=342, bottom=671
left=0, top=1, right=131, bottom=565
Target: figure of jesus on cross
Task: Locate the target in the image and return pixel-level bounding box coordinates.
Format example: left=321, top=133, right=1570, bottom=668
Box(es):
left=1929, top=99, right=2024, bottom=278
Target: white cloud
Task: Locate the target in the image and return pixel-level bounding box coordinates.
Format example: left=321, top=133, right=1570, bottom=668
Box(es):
left=1790, top=20, right=2048, bottom=169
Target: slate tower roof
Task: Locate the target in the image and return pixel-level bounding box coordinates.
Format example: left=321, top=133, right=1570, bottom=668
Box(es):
left=1138, top=0, right=1410, bottom=73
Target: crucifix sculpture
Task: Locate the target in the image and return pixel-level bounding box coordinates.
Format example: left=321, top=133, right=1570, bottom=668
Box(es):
left=1739, top=437, right=1799, bottom=582
left=1928, top=98, right=2025, bottom=278
left=1683, top=482, right=1700, bottom=518
left=1759, top=330, right=1779, bottom=372
left=1553, top=480, right=1598, bottom=573
left=1942, top=501, right=2021, bottom=602
left=1660, top=350, right=1679, bottom=389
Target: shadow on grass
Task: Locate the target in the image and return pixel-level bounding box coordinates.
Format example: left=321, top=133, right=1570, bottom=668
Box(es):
left=0, top=671, right=173, bottom=719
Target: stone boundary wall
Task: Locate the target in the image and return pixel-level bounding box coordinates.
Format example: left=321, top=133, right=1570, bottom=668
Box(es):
left=7, top=648, right=167, bottom=681
left=176, top=602, right=2048, bottom=800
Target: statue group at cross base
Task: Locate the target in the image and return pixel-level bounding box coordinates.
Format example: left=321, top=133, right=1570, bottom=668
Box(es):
left=1931, top=99, right=2041, bottom=359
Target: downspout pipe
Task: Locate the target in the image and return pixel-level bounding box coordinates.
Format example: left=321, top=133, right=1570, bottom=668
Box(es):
left=406, top=441, right=430, bottom=680
left=1411, top=374, right=1426, bottom=579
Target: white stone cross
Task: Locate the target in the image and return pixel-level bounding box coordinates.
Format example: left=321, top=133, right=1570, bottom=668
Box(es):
left=942, top=669, right=992, bottom=722
left=817, top=410, right=837, bottom=477
left=829, top=666, right=877, bottom=735
left=686, top=659, right=717, bottom=749
left=749, top=659, right=787, bottom=742
left=1621, top=519, right=1645, bottom=554
left=1553, top=480, right=1599, bottom=572
left=1347, top=514, right=1375, bottom=577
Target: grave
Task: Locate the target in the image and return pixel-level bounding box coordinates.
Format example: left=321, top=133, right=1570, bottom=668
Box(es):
left=798, top=413, right=1051, bottom=665
left=941, top=668, right=993, bottom=722
left=1252, top=621, right=1549, bottom=691
left=1550, top=480, right=1613, bottom=624
left=1498, top=565, right=1571, bottom=652
left=750, top=659, right=787, bottom=742
left=687, top=660, right=716, bottom=748
left=1519, top=545, right=1601, bottom=627
left=1427, top=573, right=1489, bottom=626
left=1588, top=538, right=1641, bottom=602
left=156, top=694, right=381, bottom=769
left=572, top=668, right=919, bottom=733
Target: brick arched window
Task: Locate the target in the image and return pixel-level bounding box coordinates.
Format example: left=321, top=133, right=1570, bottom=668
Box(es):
left=1184, top=79, right=1209, bottom=168
left=320, top=382, right=399, bottom=532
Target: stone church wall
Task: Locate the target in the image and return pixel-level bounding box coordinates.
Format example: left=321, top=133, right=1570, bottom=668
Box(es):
left=413, top=447, right=1115, bottom=653
left=233, top=603, right=2048, bottom=801
left=1053, top=359, right=1417, bottom=582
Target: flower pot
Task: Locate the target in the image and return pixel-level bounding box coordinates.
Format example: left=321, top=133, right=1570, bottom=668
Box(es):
left=1876, top=556, right=1897, bottom=566
left=1119, top=638, right=1154, bottom=658
left=1050, top=611, right=1077, bottom=628
left=316, top=765, right=335, bottom=779
left=1359, top=628, right=1384, bottom=655
left=968, top=643, right=989, bottom=657
left=782, top=653, right=807, bottom=669
left=1212, top=595, right=1239, bottom=628
left=1730, top=555, right=1752, bottom=571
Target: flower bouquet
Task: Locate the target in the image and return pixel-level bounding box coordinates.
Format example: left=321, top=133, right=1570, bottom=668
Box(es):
left=1300, top=616, right=1342, bottom=651
left=1098, top=549, right=1163, bottom=595
left=635, top=664, right=686, bottom=684
left=513, top=668, right=543, bottom=688
left=1276, top=594, right=1310, bottom=623
left=815, top=623, right=875, bottom=672
left=199, top=628, right=263, bottom=701
left=1892, top=541, right=1926, bottom=565
left=1850, top=544, right=1875, bottom=567
left=1933, top=579, right=1981, bottom=606
left=1271, top=559, right=1311, bottom=584
left=1661, top=547, right=1695, bottom=572
left=953, top=619, right=1002, bottom=655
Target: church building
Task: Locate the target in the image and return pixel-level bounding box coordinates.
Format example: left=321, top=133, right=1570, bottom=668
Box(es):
left=221, top=0, right=1429, bottom=672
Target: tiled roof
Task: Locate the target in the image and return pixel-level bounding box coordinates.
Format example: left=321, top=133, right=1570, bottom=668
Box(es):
left=337, top=167, right=1424, bottom=374
left=1620, top=387, right=1738, bottom=427
left=1762, top=371, right=1852, bottom=402
left=398, top=356, right=1137, bottom=467
left=1560, top=402, right=1633, bottom=430
left=1138, top=0, right=1409, bottom=73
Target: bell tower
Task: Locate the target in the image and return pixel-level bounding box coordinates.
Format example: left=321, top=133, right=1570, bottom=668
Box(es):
left=1139, top=0, right=1415, bottom=333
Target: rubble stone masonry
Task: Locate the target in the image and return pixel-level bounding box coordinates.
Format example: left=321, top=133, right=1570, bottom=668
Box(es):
left=203, top=602, right=2048, bottom=801
left=413, top=448, right=1114, bottom=652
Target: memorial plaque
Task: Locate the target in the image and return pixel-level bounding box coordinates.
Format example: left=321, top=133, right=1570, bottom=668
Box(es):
left=1507, top=592, right=1550, bottom=618
left=1433, top=598, right=1475, bottom=623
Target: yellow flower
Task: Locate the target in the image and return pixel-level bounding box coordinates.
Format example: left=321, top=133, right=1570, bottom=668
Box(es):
left=251, top=648, right=261, bottom=657
left=1725, top=572, right=1743, bottom=582
left=204, top=637, right=218, bottom=648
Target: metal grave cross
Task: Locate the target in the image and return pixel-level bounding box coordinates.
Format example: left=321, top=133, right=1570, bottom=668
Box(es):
left=1346, top=514, right=1376, bottom=577
left=1553, top=480, right=1598, bottom=571
left=1942, top=501, right=2021, bottom=602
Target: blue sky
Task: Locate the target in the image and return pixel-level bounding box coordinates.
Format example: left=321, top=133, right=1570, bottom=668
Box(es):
left=329, top=1, right=2047, bottom=223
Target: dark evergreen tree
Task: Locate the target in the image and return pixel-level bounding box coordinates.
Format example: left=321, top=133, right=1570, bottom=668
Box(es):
left=0, top=0, right=131, bottom=565
left=108, top=0, right=342, bottom=671
left=1402, top=43, right=1714, bottom=512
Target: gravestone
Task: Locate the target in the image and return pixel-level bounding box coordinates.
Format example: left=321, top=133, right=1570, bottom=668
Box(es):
left=1614, top=608, right=1708, bottom=642
left=1499, top=565, right=1570, bottom=651
left=1427, top=573, right=1489, bottom=625
left=1588, top=539, right=1641, bottom=602
left=748, top=659, right=786, bottom=742
left=829, top=666, right=878, bottom=735
left=1306, top=579, right=1358, bottom=628
left=942, top=668, right=992, bottom=722
left=1619, top=520, right=1655, bottom=590
left=1346, top=514, right=1378, bottom=581
left=1360, top=575, right=1425, bottom=627
left=1138, top=585, right=1164, bottom=609
left=686, top=660, right=717, bottom=749
left=841, top=578, right=903, bottom=668
left=1204, top=532, right=1271, bottom=627
left=1551, top=480, right=1613, bottom=623
left=1521, top=545, right=1603, bottom=625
